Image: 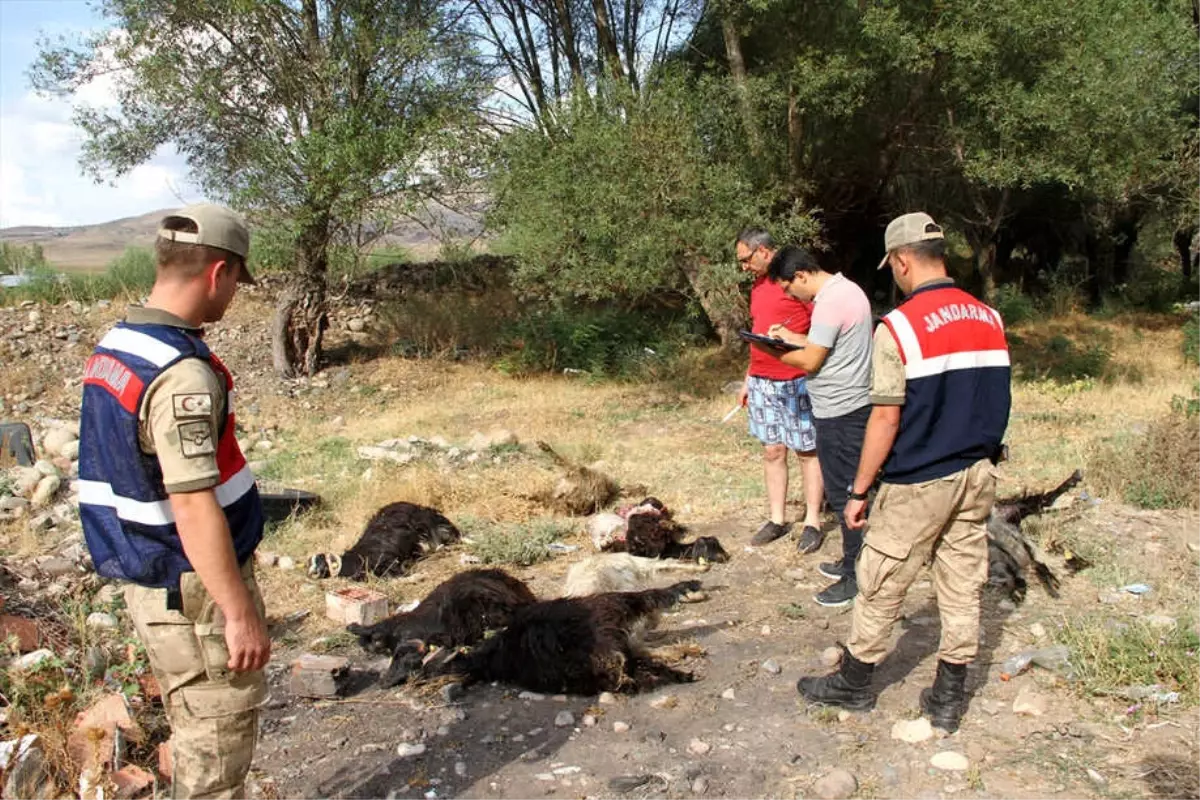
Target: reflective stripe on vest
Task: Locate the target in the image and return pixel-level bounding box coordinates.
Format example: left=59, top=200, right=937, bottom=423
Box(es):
left=77, top=463, right=257, bottom=526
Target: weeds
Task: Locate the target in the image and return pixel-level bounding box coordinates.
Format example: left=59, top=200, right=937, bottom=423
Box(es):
left=459, top=516, right=575, bottom=566
left=1183, top=318, right=1198, bottom=365
left=1089, top=403, right=1200, bottom=509
left=1054, top=613, right=1199, bottom=705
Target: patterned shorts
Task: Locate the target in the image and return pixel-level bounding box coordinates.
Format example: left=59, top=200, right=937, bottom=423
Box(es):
left=746, top=375, right=817, bottom=452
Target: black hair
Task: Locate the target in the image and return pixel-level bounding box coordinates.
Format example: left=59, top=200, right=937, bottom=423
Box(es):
left=766, top=245, right=822, bottom=282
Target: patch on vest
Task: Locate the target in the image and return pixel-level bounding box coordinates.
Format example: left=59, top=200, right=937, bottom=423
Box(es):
left=178, top=420, right=216, bottom=458
left=172, top=393, right=213, bottom=419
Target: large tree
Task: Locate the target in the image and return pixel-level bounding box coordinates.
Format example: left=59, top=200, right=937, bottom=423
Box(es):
left=32, top=0, right=489, bottom=375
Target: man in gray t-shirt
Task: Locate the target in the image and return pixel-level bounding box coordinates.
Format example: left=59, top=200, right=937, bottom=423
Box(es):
left=749, top=246, right=873, bottom=608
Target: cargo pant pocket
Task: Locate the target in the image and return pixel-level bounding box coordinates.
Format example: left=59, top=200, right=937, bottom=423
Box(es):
left=177, top=672, right=267, bottom=718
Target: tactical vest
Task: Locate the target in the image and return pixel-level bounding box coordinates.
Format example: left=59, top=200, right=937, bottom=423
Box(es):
left=78, top=323, right=262, bottom=588
left=879, top=284, right=1011, bottom=484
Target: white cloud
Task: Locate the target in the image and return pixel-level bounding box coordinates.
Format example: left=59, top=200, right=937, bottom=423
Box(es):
left=0, top=83, right=200, bottom=228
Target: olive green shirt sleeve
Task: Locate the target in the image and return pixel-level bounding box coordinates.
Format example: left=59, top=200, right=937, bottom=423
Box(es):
left=869, top=325, right=906, bottom=406
left=138, top=358, right=226, bottom=493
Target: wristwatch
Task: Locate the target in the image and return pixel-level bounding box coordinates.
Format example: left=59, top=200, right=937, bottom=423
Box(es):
left=847, top=486, right=869, bottom=502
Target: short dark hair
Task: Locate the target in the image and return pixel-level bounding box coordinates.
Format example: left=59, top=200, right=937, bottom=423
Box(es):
left=767, top=245, right=821, bottom=282
left=736, top=227, right=774, bottom=251
left=896, top=239, right=946, bottom=263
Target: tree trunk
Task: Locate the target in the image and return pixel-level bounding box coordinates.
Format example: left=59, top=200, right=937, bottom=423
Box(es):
left=678, top=258, right=749, bottom=352
left=786, top=81, right=804, bottom=197
left=1175, top=226, right=1197, bottom=280
left=967, top=235, right=998, bottom=302
left=721, top=13, right=761, bottom=157
left=272, top=216, right=331, bottom=377
left=551, top=0, right=586, bottom=94
left=591, top=0, right=626, bottom=85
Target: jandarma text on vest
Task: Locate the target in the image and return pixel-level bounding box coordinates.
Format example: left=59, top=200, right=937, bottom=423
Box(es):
left=922, top=302, right=997, bottom=333
left=84, top=354, right=137, bottom=394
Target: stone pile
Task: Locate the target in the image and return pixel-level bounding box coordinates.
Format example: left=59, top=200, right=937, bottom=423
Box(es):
left=355, top=428, right=520, bottom=469
left=2, top=421, right=82, bottom=532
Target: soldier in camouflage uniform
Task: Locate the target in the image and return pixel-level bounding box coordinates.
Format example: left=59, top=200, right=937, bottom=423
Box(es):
left=78, top=204, right=269, bottom=797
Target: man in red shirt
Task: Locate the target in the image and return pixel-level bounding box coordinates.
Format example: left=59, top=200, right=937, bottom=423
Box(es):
left=735, top=228, right=824, bottom=548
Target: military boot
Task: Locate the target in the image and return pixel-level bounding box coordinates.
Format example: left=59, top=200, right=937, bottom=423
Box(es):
left=920, top=660, right=969, bottom=733
left=796, top=647, right=875, bottom=710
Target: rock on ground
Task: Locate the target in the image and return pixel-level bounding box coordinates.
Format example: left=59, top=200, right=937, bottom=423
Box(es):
left=890, top=717, right=934, bottom=743
left=820, top=646, right=842, bottom=668
left=930, top=751, right=970, bottom=771
left=813, top=768, right=858, bottom=800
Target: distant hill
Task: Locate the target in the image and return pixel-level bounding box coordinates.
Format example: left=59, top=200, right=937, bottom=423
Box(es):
left=0, top=210, right=166, bottom=271
left=0, top=202, right=485, bottom=272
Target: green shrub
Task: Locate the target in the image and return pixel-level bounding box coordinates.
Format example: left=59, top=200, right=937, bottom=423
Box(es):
left=494, top=306, right=702, bottom=378
left=1012, top=333, right=1113, bottom=382
left=993, top=284, right=1037, bottom=326
left=0, top=242, right=47, bottom=275
left=1, top=247, right=157, bottom=305
left=1183, top=318, right=1198, bottom=365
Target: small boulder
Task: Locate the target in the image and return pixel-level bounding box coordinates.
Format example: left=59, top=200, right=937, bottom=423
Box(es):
left=612, top=721, right=630, bottom=733
left=930, top=751, right=969, bottom=771
left=43, top=428, right=78, bottom=458
left=85, top=612, right=119, bottom=631
left=554, top=711, right=575, bottom=728
left=395, top=743, right=426, bottom=758
left=761, top=658, right=782, bottom=676
left=820, top=647, right=842, bottom=668
left=13, top=649, right=55, bottom=671
left=688, top=738, right=711, bottom=756
left=813, top=769, right=857, bottom=800
left=30, top=475, right=61, bottom=509
left=60, top=440, right=80, bottom=460
left=598, top=691, right=617, bottom=705
left=890, top=717, right=934, bottom=743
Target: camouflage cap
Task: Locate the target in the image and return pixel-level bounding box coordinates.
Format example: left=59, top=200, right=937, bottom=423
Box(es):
left=158, top=203, right=254, bottom=284
left=878, top=212, right=944, bottom=269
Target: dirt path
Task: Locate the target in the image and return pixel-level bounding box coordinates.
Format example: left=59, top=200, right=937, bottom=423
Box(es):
left=249, top=510, right=1200, bottom=800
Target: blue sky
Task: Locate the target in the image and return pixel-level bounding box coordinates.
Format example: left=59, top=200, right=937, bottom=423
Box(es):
left=0, top=0, right=198, bottom=228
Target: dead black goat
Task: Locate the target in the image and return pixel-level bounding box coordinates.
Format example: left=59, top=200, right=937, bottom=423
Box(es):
left=349, top=568, right=538, bottom=688
left=421, top=580, right=703, bottom=695
left=308, top=501, right=461, bottom=580
left=987, top=470, right=1083, bottom=603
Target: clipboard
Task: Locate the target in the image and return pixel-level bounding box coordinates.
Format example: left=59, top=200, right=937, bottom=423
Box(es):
left=738, top=330, right=803, bottom=352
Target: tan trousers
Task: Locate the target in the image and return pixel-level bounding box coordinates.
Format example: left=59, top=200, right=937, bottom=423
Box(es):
left=126, top=562, right=267, bottom=799
left=847, top=459, right=997, bottom=665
